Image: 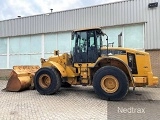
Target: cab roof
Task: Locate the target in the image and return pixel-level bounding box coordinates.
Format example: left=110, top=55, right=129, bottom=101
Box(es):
left=73, top=27, right=102, bottom=32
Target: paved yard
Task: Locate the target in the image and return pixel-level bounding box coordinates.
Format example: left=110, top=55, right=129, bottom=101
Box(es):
left=0, top=80, right=160, bottom=120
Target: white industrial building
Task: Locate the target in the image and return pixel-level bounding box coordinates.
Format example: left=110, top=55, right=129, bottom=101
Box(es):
left=0, top=0, right=160, bottom=78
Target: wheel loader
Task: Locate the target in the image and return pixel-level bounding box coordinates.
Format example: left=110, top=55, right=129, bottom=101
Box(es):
left=5, top=28, right=158, bottom=100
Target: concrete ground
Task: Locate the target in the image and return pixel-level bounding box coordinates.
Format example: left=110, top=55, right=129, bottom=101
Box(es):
left=0, top=80, right=160, bottom=120
left=0, top=69, right=12, bottom=80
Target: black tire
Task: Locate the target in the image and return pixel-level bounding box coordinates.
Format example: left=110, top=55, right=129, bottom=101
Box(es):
left=34, top=67, right=61, bottom=95
left=61, top=82, right=71, bottom=87
left=93, top=66, right=129, bottom=100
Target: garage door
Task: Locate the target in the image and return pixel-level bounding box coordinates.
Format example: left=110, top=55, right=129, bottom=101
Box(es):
left=44, top=32, right=71, bottom=58
left=102, top=24, right=144, bottom=50
left=9, top=35, right=42, bottom=68
left=0, top=38, right=7, bottom=68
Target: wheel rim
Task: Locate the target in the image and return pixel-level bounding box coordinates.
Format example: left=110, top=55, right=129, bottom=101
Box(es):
left=39, top=74, right=51, bottom=89
left=100, top=75, right=119, bottom=93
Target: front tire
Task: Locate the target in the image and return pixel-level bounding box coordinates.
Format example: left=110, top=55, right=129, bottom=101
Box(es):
left=34, top=67, right=61, bottom=95
left=93, top=66, right=129, bottom=100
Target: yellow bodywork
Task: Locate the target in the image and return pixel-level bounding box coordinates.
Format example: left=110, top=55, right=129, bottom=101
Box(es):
left=101, top=47, right=158, bottom=87
left=40, top=47, right=158, bottom=87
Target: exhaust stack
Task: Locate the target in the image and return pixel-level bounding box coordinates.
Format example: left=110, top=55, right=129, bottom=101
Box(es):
left=118, top=32, right=122, bottom=47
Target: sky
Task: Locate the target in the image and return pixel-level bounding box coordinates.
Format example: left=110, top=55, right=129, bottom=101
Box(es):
left=0, top=0, right=124, bottom=21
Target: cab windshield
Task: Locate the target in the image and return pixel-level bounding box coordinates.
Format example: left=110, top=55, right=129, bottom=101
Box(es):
left=71, top=29, right=104, bottom=63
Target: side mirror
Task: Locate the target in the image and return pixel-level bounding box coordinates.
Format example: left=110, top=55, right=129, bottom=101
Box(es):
left=54, top=50, right=59, bottom=56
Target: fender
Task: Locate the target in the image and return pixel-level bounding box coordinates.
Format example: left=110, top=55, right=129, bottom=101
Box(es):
left=43, top=61, right=67, bottom=77
left=95, top=56, right=133, bottom=82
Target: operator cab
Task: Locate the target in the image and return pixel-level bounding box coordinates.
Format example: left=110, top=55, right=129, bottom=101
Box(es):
left=71, top=28, right=105, bottom=63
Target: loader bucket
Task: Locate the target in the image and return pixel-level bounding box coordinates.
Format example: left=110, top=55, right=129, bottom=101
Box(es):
left=5, top=65, right=40, bottom=92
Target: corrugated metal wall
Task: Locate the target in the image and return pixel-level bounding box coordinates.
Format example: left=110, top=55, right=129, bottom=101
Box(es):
left=0, top=0, right=160, bottom=49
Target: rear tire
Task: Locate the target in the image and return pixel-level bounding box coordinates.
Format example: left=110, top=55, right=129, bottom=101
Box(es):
left=93, top=66, right=129, bottom=100
left=34, top=67, right=61, bottom=95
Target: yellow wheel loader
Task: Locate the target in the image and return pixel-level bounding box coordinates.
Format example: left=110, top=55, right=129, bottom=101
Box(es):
left=5, top=28, right=158, bottom=100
